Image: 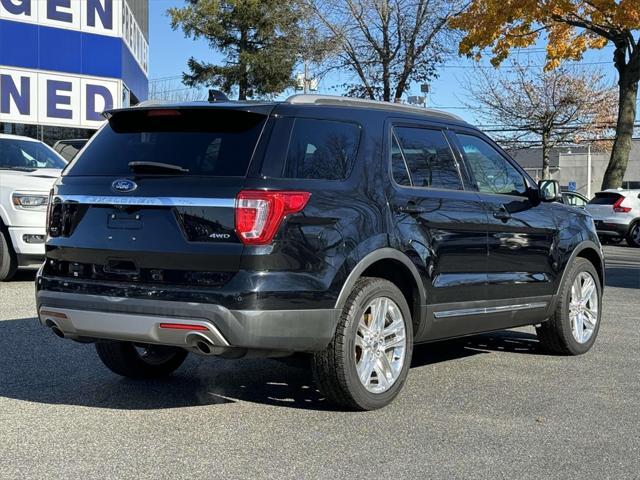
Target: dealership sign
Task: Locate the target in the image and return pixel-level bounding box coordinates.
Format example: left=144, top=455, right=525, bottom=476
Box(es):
left=0, top=67, right=120, bottom=128
left=0, top=0, right=148, bottom=72
left=0, top=0, right=119, bottom=35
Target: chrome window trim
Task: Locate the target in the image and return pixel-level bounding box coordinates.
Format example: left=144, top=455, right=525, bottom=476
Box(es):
left=53, top=195, right=235, bottom=208
left=434, top=302, right=548, bottom=319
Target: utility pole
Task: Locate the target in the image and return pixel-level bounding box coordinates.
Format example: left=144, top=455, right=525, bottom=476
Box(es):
left=296, top=59, right=317, bottom=94
left=303, top=59, right=308, bottom=95
left=587, top=143, right=592, bottom=198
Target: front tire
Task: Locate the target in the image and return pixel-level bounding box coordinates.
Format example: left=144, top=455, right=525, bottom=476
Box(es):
left=627, top=222, right=640, bottom=248
left=312, top=277, right=413, bottom=410
left=536, top=258, right=602, bottom=355
left=0, top=228, right=18, bottom=281
left=95, top=341, right=188, bottom=378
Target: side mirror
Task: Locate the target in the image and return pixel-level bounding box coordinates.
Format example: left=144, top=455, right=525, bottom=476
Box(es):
left=538, top=179, right=561, bottom=202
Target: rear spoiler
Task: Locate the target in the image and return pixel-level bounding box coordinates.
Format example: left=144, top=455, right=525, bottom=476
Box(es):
left=102, top=102, right=276, bottom=121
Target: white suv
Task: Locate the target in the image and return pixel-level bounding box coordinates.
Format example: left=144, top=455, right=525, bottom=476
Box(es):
left=0, top=134, right=67, bottom=280
left=586, top=189, right=640, bottom=247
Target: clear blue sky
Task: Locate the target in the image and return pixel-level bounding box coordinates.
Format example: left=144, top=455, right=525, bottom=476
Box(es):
left=148, top=1, right=621, bottom=125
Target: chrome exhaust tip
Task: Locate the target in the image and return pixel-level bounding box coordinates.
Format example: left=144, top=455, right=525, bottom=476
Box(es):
left=186, top=333, right=217, bottom=356
left=45, top=320, right=65, bottom=339
left=196, top=340, right=212, bottom=355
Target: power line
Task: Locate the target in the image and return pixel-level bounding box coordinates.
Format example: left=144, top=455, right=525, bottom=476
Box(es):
left=149, top=85, right=204, bottom=94
left=149, top=54, right=616, bottom=81
left=149, top=75, right=184, bottom=82
left=479, top=123, right=640, bottom=132
left=439, top=61, right=612, bottom=70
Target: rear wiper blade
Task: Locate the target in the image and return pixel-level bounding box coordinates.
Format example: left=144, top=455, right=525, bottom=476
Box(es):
left=128, top=161, right=189, bottom=174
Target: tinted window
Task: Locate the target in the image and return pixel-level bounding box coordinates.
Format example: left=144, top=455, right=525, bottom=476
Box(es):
left=64, top=109, right=266, bottom=176
left=457, top=134, right=526, bottom=196
left=54, top=140, right=87, bottom=161
left=283, top=118, right=360, bottom=180
left=588, top=193, right=623, bottom=205
left=391, top=133, right=411, bottom=186
left=0, top=139, right=66, bottom=170
left=393, top=127, right=462, bottom=190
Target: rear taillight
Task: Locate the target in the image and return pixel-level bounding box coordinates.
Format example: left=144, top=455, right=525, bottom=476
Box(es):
left=613, top=196, right=631, bottom=213
left=235, top=190, right=310, bottom=245
left=45, top=189, right=60, bottom=237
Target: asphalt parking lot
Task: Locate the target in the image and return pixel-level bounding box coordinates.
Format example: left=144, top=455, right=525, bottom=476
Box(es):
left=0, top=245, right=638, bottom=480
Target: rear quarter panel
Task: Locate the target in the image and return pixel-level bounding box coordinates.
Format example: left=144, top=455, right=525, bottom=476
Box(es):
left=240, top=106, right=390, bottom=309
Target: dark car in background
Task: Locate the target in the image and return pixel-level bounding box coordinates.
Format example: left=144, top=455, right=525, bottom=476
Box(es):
left=561, top=191, right=589, bottom=208
left=36, top=95, right=604, bottom=410
left=52, top=139, right=89, bottom=162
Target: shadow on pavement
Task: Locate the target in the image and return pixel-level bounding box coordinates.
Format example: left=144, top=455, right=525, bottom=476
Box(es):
left=605, top=267, right=640, bottom=289
left=460, top=330, right=543, bottom=355
left=12, top=269, right=38, bottom=282
left=0, top=316, right=542, bottom=411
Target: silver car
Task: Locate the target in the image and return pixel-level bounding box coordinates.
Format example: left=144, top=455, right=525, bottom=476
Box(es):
left=586, top=189, right=640, bottom=247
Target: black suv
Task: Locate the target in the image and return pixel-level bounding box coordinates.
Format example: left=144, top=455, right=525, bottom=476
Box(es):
left=37, top=95, right=604, bottom=410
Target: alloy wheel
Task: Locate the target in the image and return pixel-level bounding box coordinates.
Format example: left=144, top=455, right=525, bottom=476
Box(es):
left=354, top=297, right=407, bottom=393
left=569, top=272, right=599, bottom=344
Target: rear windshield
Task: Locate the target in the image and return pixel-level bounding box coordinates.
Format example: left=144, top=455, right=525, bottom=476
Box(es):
left=588, top=192, right=623, bottom=205
left=64, top=108, right=266, bottom=177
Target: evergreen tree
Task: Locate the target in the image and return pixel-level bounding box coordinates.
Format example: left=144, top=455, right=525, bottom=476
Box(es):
left=169, top=0, right=304, bottom=100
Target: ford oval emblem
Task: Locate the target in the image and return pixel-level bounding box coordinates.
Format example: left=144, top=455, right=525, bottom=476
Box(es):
left=112, top=179, right=138, bottom=193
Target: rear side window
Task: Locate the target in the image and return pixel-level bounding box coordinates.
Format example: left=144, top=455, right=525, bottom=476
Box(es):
left=392, top=127, right=463, bottom=190
left=391, top=134, right=411, bottom=186
left=64, top=108, right=266, bottom=176
left=282, top=118, right=360, bottom=180
left=588, top=193, right=623, bottom=205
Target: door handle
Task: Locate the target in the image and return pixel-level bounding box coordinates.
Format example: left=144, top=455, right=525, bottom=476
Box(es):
left=398, top=204, right=427, bottom=215
left=493, top=206, right=512, bottom=221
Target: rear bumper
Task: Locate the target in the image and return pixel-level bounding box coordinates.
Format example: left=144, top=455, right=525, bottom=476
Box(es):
left=594, top=220, right=629, bottom=237
left=36, top=290, right=339, bottom=353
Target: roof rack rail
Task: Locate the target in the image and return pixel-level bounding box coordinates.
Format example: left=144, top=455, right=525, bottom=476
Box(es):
left=284, top=94, right=464, bottom=121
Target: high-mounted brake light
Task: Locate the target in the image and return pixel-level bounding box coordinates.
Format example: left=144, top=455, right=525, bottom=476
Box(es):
left=235, top=190, right=311, bottom=245
left=613, top=196, right=631, bottom=213
left=146, top=109, right=182, bottom=117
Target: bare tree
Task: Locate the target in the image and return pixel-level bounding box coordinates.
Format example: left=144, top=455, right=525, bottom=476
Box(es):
left=462, top=61, right=617, bottom=179
left=307, top=0, right=465, bottom=102
left=148, top=79, right=207, bottom=103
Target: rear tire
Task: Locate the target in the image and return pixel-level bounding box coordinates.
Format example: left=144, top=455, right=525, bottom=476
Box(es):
left=0, top=228, right=18, bottom=282
left=626, top=222, right=640, bottom=248
left=95, top=341, right=188, bottom=378
left=536, top=258, right=602, bottom=355
left=312, top=277, right=413, bottom=410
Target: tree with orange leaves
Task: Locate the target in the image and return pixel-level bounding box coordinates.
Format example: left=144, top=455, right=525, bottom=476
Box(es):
left=451, top=1, right=640, bottom=190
